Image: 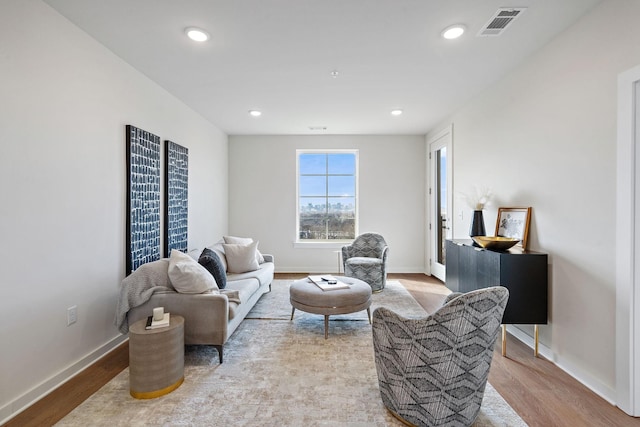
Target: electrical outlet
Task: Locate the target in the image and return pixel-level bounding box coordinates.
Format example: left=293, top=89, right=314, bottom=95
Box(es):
left=67, top=305, right=77, bottom=326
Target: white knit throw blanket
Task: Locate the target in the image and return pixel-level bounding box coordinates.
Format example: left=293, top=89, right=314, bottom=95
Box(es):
left=115, top=259, right=240, bottom=334
left=115, top=259, right=173, bottom=334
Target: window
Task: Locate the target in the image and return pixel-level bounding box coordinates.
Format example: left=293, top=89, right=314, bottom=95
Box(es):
left=297, top=150, right=358, bottom=242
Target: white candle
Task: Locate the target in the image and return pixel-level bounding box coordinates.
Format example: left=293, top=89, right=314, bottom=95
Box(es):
left=153, top=307, right=164, bottom=321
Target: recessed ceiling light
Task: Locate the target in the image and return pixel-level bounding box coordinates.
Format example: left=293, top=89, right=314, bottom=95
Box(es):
left=391, top=109, right=403, bottom=116
left=248, top=110, right=262, bottom=117
left=185, top=27, right=210, bottom=42
left=442, top=25, right=465, bottom=40
left=330, top=70, right=339, bottom=78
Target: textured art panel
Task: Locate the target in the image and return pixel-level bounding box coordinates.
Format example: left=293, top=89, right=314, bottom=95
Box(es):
left=126, top=125, right=161, bottom=274
left=164, top=140, right=188, bottom=256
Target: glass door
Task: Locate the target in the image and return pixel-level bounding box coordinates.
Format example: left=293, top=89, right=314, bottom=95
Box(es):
left=428, top=126, right=452, bottom=281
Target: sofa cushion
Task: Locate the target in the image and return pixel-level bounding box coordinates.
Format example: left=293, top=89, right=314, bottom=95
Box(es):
left=225, top=278, right=260, bottom=304
left=227, top=261, right=275, bottom=287
left=168, top=249, right=218, bottom=293
left=198, top=248, right=227, bottom=289
left=223, top=241, right=260, bottom=273
left=187, top=249, right=201, bottom=261
left=346, top=257, right=383, bottom=266
left=223, top=235, right=265, bottom=263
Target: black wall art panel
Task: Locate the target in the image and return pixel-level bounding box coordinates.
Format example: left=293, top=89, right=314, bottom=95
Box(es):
left=164, top=140, right=189, bottom=256
left=126, top=125, right=161, bottom=274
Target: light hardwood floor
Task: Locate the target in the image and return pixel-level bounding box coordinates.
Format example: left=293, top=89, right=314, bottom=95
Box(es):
left=3, top=273, right=638, bottom=427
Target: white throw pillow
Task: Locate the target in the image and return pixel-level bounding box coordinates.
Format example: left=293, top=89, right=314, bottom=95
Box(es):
left=223, top=241, right=260, bottom=273
left=223, top=235, right=265, bottom=263
left=168, top=249, right=218, bottom=293
left=223, top=235, right=252, bottom=245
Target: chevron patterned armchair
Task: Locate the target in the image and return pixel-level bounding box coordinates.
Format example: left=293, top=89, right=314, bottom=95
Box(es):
left=341, top=232, right=388, bottom=292
left=372, top=286, right=509, bottom=427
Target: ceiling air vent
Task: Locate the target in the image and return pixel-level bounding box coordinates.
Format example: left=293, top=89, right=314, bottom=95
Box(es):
left=477, top=7, right=526, bottom=37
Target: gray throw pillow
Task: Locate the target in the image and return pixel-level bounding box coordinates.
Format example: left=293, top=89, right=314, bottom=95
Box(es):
left=198, top=248, right=227, bottom=289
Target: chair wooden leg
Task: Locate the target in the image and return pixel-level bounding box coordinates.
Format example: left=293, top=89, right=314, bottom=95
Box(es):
left=324, top=315, right=329, bottom=339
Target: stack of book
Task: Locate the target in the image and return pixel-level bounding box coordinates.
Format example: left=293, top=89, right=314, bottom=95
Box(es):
left=307, top=275, right=350, bottom=291
left=145, top=313, right=170, bottom=330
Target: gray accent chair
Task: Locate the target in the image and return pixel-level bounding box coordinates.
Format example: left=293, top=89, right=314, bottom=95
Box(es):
left=341, top=232, right=388, bottom=292
left=372, top=286, right=509, bottom=427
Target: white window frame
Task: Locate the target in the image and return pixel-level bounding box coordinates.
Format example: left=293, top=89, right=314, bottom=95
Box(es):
left=295, top=149, right=359, bottom=248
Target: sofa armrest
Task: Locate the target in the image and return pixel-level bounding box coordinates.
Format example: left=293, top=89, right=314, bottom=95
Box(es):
left=128, top=291, right=230, bottom=345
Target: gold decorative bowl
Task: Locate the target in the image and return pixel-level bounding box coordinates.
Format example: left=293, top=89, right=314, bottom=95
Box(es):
left=471, top=236, right=520, bottom=251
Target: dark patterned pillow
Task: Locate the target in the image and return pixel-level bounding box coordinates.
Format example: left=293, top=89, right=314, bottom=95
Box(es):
left=198, top=248, right=227, bottom=289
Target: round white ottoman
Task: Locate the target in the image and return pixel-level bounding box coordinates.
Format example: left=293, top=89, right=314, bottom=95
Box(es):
left=289, top=276, right=372, bottom=339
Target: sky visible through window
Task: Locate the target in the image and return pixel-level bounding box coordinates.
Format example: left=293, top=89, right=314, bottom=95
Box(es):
left=299, top=153, right=355, bottom=207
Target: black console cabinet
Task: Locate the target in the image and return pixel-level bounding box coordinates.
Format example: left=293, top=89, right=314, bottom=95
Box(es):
left=445, top=239, right=548, bottom=325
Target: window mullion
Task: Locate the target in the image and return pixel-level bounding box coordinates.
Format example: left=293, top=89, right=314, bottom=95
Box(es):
left=325, top=154, right=329, bottom=239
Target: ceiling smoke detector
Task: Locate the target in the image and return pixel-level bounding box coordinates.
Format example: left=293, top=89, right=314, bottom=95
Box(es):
left=477, top=8, right=526, bottom=37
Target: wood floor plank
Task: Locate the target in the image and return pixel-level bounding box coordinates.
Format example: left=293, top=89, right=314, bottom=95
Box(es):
left=2, top=342, right=129, bottom=427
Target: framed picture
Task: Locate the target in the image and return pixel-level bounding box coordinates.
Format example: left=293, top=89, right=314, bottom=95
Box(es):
left=126, top=125, right=161, bottom=274
left=495, top=207, right=532, bottom=249
left=164, top=140, right=189, bottom=257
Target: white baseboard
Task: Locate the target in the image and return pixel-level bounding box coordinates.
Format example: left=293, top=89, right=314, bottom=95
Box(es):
left=0, top=334, right=128, bottom=425
left=506, top=325, right=616, bottom=405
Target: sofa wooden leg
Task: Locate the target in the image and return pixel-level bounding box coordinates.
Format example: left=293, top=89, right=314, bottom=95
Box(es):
left=213, top=345, right=223, bottom=363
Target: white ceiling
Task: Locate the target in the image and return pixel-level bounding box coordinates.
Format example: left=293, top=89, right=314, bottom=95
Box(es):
left=43, top=0, right=601, bottom=135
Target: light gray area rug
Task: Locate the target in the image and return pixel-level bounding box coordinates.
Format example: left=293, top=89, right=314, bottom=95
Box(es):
left=57, top=280, right=527, bottom=426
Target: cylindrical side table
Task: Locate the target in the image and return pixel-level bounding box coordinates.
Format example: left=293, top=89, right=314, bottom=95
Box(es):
left=129, top=314, right=184, bottom=399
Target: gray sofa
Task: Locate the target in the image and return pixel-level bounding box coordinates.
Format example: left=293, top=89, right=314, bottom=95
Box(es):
left=123, top=242, right=274, bottom=363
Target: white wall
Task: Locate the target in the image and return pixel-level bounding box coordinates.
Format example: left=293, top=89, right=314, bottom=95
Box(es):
left=0, top=1, right=228, bottom=422
left=428, top=0, right=640, bottom=403
left=228, top=135, right=425, bottom=273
